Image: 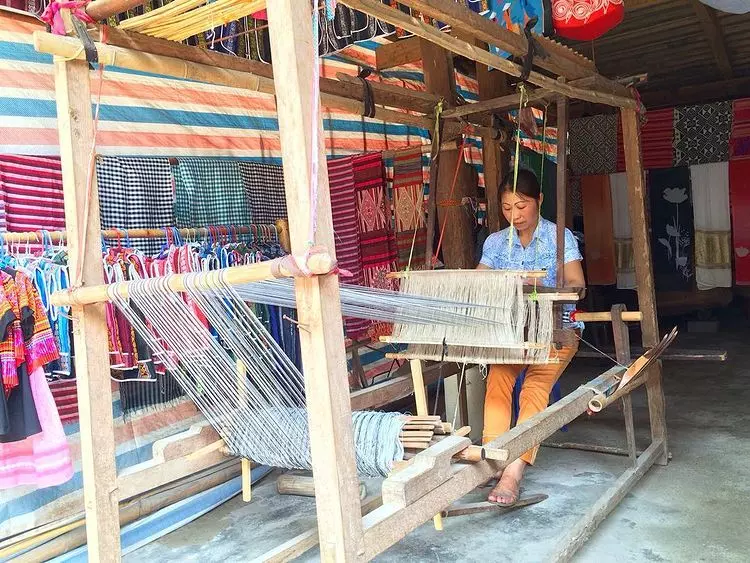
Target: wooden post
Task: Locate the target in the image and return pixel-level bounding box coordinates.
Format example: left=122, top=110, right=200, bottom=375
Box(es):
left=620, top=108, right=669, bottom=466
left=476, top=52, right=510, bottom=234
left=420, top=38, right=476, bottom=268
left=237, top=359, right=252, bottom=502
left=611, top=305, right=637, bottom=465
left=555, top=93, right=569, bottom=289
left=54, top=58, right=121, bottom=560
left=265, top=2, right=364, bottom=559
left=408, top=359, right=444, bottom=530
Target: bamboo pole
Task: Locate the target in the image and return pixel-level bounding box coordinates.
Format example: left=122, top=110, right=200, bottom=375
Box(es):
left=32, top=32, right=433, bottom=131
left=48, top=251, right=336, bottom=307
left=85, top=0, right=150, bottom=20
left=572, top=311, right=642, bottom=322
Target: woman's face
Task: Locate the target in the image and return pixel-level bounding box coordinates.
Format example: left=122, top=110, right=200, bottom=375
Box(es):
left=501, top=190, right=541, bottom=233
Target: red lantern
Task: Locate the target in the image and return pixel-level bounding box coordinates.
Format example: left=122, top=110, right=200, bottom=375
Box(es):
left=552, top=0, right=624, bottom=41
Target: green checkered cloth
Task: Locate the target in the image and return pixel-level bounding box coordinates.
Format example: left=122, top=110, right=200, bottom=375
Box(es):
left=173, top=158, right=251, bottom=227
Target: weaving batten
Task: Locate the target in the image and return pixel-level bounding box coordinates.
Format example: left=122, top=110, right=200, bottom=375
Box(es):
left=107, top=275, right=405, bottom=477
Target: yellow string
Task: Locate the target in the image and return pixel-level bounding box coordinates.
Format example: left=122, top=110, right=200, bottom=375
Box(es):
left=507, top=83, right=528, bottom=253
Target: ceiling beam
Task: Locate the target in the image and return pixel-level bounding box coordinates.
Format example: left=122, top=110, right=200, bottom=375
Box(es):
left=640, top=76, right=750, bottom=108
left=375, top=36, right=423, bottom=70
left=376, top=0, right=596, bottom=81
left=340, top=0, right=637, bottom=108
left=692, top=0, right=734, bottom=79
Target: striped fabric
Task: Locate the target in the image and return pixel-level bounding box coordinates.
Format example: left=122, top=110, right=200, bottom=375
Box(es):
left=617, top=109, right=674, bottom=171
left=392, top=147, right=427, bottom=270
left=328, top=156, right=369, bottom=338
left=730, top=98, right=750, bottom=160
left=0, top=155, right=65, bottom=238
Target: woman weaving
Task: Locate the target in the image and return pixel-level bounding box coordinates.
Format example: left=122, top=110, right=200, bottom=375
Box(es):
left=477, top=168, right=585, bottom=506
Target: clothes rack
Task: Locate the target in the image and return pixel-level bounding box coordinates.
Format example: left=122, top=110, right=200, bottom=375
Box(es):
left=0, top=220, right=291, bottom=254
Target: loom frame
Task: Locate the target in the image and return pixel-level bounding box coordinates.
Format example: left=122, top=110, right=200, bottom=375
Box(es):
left=35, top=1, right=668, bottom=561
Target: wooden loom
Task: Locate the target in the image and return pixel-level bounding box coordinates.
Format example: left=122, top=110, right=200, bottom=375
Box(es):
left=34, top=0, right=670, bottom=561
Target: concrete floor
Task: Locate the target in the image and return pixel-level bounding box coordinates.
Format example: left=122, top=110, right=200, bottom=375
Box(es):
left=126, top=329, right=750, bottom=563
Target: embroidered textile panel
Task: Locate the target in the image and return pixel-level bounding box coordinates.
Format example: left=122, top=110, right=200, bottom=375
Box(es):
left=328, top=156, right=370, bottom=338
left=172, top=158, right=251, bottom=227
left=729, top=160, right=750, bottom=284
left=392, top=147, right=427, bottom=270
left=648, top=167, right=694, bottom=291
left=569, top=114, right=617, bottom=175
left=674, top=102, right=732, bottom=166
left=97, top=157, right=176, bottom=256
left=581, top=175, right=616, bottom=285
left=238, top=162, right=287, bottom=224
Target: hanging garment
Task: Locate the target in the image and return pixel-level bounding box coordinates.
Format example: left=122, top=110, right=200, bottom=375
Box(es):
left=580, top=175, right=616, bottom=285
left=0, top=155, right=65, bottom=238
left=730, top=98, right=750, bottom=160
left=96, top=156, right=176, bottom=256
left=352, top=153, right=399, bottom=296
left=328, top=156, right=370, bottom=338
left=238, top=162, right=288, bottom=223
left=552, top=0, right=623, bottom=41
left=482, top=1, right=552, bottom=60
left=569, top=114, right=618, bottom=175
left=392, top=147, right=427, bottom=271
left=690, top=163, right=732, bottom=290
left=648, top=167, right=694, bottom=291
left=729, top=160, right=750, bottom=285
left=569, top=175, right=583, bottom=217
left=172, top=158, right=251, bottom=227
left=0, top=366, right=73, bottom=489
left=609, top=172, right=635, bottom=290
left=673, top=102, right=732, bottom=166
left=617, top=109, right=675, bottom=171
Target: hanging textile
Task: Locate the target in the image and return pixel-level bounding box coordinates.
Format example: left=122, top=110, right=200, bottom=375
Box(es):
left=328, top=156, right=370, bottom=338
left=0, top=366, right=73, bottom=489
left=481, top=1, right=553, bottom=60
left=729, top=160, right=750, bottom=285
left=0, top=155, right=65, bottom=238
left=617, top=109, right=674, bottom=171
left=569, top=114, right=617, bottom=175
left=690, top=162, right=732, bottom=290
left=352, top=152, right=399, bottom=303
left=580, top=175, right=616, bottom=285
left=552, top=0, right=624, bottom=41
left=673, top=102, right=732, bottom=166
left=609, top=172, right=635, bottom=290
left=172, top=158, right=251, bottom=227
left=569, top=175, right=583, bottom=217
left=648, top=167, right=694, bottom=291
left=392, top=147, right=427, bottom=270
left=238, top=162, right=288, bottom=223
left=1, top=0, right=45, bottom=16
left=96, top=156, right=176, bottom=256
left=730, top=98, right=750, bottom=160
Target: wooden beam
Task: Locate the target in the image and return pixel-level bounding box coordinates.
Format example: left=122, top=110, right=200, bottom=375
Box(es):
left=360, top=366, right=625, bottom=560
left=265, top=2, right=364, bottom=560
left=556, top=92, right=569, bottom=290
left=340, top=0, right=637, bottom=109
left=376, top=35, right=423, bottom=70
left=54, top=57, right=120, bottom=561
left=549, top=439, right=664, bottom=562
left=442, top=88, right=553, bottom=120
left=476, top=59, right=510, bottom=234
left=388, top=0, right=596, bottom=80
left=620, top=108, right=669, bottom=466
left=420, top=38, right=477, bottom=269
left=692, top=0, right=733, bottom=79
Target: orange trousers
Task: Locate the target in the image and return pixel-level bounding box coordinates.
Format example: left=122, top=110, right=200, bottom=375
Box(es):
left=482, top=343, right=578, bottom=465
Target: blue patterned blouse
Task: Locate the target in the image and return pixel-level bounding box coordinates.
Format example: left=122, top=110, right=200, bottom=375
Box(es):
left=479, top=217, right=583, bottom=330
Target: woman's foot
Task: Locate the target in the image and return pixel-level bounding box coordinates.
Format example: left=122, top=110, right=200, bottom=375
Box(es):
left=487, top=459, right=526, bottom=506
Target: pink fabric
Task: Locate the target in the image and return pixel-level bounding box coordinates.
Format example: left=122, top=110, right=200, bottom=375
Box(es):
left=0, top=367, right=73, bottom=489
